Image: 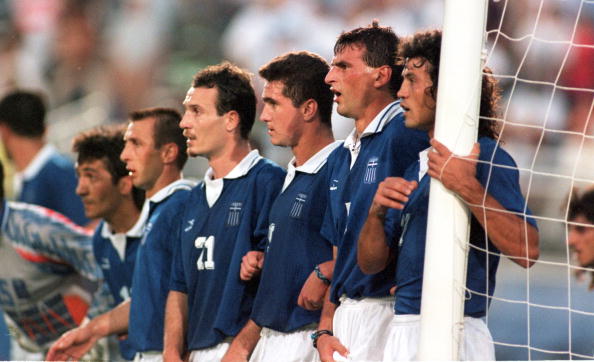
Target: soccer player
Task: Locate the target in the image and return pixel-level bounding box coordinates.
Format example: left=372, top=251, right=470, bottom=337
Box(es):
left=236, top=51, right=339, bottom=361
left=73, top=125, right=146, bottom=359
left=163, top=62, right=285, bottom=362
left=0, top=90, right=89, bottom=226
left=0, top=159, right=110, bottom=361
left=47, top=108, right=193, bottom=361
left=357, top=29, right=540, bottom=360
left=568, top=187, right=594, bottom=289
left=315, top=22, right=429, bottom=361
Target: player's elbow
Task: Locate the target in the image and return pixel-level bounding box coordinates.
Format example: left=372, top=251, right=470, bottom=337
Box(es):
left=357, top=248, right=390, bottom=275
left=509, top=227, right=540, bottom=269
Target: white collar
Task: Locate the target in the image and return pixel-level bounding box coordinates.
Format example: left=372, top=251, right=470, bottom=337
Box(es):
left=18, top=144, right=58, bottom=180
left=203, top=149, right=262, bottom=207
left=418, top=147, right=431, bottom=181
left=99, top=207, right=147, bottom=261
left=282, top=141, right=342, bottom=192
left=149, top=179, right=196, bottom=204
left=343, top=100, right=402, bottom=150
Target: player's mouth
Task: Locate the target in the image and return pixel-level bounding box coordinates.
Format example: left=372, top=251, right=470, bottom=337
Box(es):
left=127, top=167, right=136, bottom=177
left=330, top=88, right=342, bottom=102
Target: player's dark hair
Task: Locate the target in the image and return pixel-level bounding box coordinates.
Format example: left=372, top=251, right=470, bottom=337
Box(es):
left=73, top=125, right=145, bottom=210
left=398, top=29, right=500, bottom=140
left=569, top=188, right=594, bottom=224
left=0, top=90, right=46, bottom=138
left=259, top=51, right=333, bottom=127
left=192, top=62, right=256, bottom=140
left=334, top=21, right=403, bottom=96
left=129, top=107, right=188, bottom=170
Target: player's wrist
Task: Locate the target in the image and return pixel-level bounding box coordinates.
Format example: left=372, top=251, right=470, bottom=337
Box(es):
left=311, top=329, right=333, bottom=348
left=314, top=265, right=331, bottom=285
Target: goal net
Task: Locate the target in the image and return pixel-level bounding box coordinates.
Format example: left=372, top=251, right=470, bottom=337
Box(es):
left=421, top=0, right=594, bottom=360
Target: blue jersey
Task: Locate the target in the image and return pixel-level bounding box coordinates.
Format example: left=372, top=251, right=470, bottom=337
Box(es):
left=388, top=137, right=538, bottom=317
left=170, top=152, right=285, bottom=350
left=321, top=101, right=429, bottom=304
left=250, top=142, right=340, bottom=333
left=0, top=201, right=111, bottom=352
left=92, top=216, right=145, bottom=359
left=128, top=180, right=195, bottom=352
left=16, top=145, right=89, bottom=226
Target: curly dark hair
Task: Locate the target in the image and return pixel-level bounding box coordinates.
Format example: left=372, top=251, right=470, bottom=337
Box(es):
left=569, top=187, right=594, bottom=225
left=72, top=124, right=145, bottom=210
left=259, top=51, right=333, bottom=127
left=334, top=20, right=403, bottom=95
left=192, top=62, right=256, bottom=140
left=398, top=29, right=500, bottom=139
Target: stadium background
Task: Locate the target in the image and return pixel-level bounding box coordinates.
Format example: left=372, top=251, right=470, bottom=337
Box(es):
left=0, top=0, right=593, bottom=359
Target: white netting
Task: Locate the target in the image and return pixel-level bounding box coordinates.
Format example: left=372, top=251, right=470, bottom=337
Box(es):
left=481, top=0, right=594, bottom=359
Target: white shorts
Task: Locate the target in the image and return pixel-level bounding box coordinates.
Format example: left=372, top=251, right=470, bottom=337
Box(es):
left=333, top=296, right=395, bottom=362
left=382, top=314, right=495, bottom=361
left=189, top=340, right=231, bottom=362
left=249, top=325, right=317, bottom=362
left=133, top=350, right=162, bottom=362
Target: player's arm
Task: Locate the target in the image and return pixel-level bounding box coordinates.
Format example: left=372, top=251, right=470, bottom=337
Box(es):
left=221, top=319, right=261, bottom=362
left=46, top=299, right=130, bottom=361
left=428, top=140, right=539, bottom=268
left=358, top=177, right=417, bottom=274
left=163, top=290, right=188, bottom=362
left=298, top=259, right=334, bottom=310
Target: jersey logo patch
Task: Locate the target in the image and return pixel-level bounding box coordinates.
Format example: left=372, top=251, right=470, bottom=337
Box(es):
left=290, top=193, right=307, bottom=219
left=267, top=223, right=275, bottom=252
left=227, top=202, right=243, bottom=227
left=184, top=219, right=195, bottom=232
left=100, top=257, right=110, bottom=270
left=330, top=179, right=339, bottom=191
left=364, top=157, right=379, bottom=184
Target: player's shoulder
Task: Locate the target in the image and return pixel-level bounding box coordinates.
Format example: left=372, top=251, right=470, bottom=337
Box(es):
left=477, top=137, right=516, bottom=166
left=252, top=157, right=286, bottom=180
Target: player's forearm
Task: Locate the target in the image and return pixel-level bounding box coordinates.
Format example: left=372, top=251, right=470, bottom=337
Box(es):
left=224, top=319, right=261, bottom=360
left=318, top=288, right=337, bottom=331
left=163, top=291, right=188, bottom=359
left=358, top=204, right=391, bottom=274
left=461, top=181, right=540, bottom=268
left=89, top=299, right=130, bottom=338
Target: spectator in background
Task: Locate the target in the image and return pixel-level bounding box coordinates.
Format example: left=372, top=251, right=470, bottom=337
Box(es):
left=568, top=187, right=594, bottom=290
left=0, top=90, right=90, bottom=227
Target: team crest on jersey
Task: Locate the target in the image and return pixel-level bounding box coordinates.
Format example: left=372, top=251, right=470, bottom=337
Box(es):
left=363, top=157, right=379, bottom=184
left=227, top=202, right=243, bottom=226
left=290, top=193, right=307, bottom=218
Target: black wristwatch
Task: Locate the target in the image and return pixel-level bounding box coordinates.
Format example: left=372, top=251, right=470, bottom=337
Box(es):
left=310, top=329, right=333, bottom=348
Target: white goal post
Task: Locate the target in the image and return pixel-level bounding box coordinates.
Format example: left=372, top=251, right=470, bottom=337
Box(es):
left=417, top=0, right=489, bottom=360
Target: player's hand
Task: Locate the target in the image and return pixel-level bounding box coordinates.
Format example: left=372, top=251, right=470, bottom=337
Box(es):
left=371, top=177, right=418, bottom=213
left=316, top=334, right=349, bottom=362
left=298, top=260, right=333, bottom=310
left=240, top=251, right=264, bottom=281
left=46, top=324, right=97, bottom=361
left=427, top=139, right=480, bottom=195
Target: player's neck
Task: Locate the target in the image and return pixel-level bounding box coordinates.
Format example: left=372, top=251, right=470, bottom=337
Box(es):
left=354, top=94, right=395, bottom=136
left=208, top=140, right=251, bottom=179
left=9, top=137, right=45, bottom=172
left=292, top=125, right=334, bottom=167
left=145, top=166, right=182, bottom=199
left=107, top=198, right=141, bottom=234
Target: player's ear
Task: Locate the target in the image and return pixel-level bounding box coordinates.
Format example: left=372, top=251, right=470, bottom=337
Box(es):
left=301, top=99, right=318, bottom=122
left=373, top=65, right=392, bottom=89
left=225, top=110, right=240, bottom=134
left=160, top=142, right=179, bottom=165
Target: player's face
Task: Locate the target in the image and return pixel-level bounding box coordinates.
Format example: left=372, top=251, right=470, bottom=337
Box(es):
left=120, top=118, right=164, bottom=193
left=325, top=44, right=375, bottom=120
left=398, top=57, right=436, bottom=132
left=180, top=87, right=228, bottom=159
left=75, top=159, right=123, bottom=220
left=260, top=81, right=304, bottom=147
left=568, top=215, right=594, bottom=267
